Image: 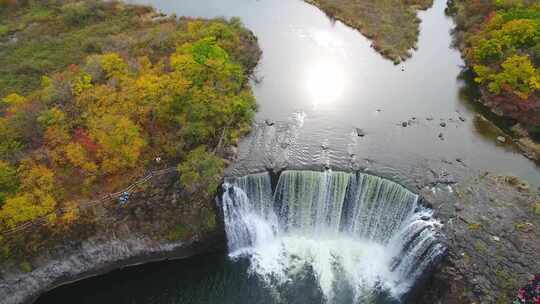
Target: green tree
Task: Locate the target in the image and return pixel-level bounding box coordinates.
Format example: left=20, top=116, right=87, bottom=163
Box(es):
left=178, top=147, right=224, bottom=196
left=475, top=55, right=540, bottom=98
left=0, top=163, right=57, bottom=228
left=474, top=39, right=503, bottom=62
left=88, top=114, right=146, bottom=174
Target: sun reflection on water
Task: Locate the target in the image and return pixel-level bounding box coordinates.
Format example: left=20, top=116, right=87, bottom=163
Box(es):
left=304, top=61, right=345, bottom=107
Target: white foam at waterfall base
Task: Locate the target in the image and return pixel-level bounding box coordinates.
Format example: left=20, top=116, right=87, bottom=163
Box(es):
left=247, top=234, right=397, bottom=302
left=221, top=170, right=444, bottom=303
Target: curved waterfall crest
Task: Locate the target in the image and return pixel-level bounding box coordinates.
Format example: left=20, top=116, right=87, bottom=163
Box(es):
left=220, top=170, right=446, bottom=302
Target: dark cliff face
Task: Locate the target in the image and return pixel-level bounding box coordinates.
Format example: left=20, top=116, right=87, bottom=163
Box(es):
left=0, top=171, right=226, bottom=304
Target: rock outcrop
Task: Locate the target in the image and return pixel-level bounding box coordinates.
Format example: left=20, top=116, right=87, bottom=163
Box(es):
left=0, top=171, right=226, bottom=304
left=418, top=173, right=539, bottom=303
left=0, top=233, right=224, bottom=304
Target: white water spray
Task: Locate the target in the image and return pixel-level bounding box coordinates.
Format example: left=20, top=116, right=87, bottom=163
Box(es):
left=220, top=170, right=445, bottom=303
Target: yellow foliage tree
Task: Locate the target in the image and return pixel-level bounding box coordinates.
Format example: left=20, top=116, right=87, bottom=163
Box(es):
left=0, top=164, right=57, bottom=228
left=100, top=53, right=129, bottom=79
left=89, top=115, right=146, bottom=174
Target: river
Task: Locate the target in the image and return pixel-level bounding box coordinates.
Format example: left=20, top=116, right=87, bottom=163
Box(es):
left=35, top=0, right=539, bottom=303
left=120, top=0, right=539, bottom=186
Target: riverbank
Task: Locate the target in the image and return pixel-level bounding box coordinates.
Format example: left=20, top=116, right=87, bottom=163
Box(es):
left=0, top=0, right=262, bottom=301
left=446, top=0, right=540, bottom=161
left=304, top=0, right=433, bottom=63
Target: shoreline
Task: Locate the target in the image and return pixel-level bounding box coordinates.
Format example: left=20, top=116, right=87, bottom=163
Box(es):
left=304, top=0, right=433, bottom=64
left=445, top=0, right=540, bottom=162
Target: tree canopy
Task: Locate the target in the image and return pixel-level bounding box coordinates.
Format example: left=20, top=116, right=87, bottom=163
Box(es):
left=0, top=2, right=260, bottom=236
left=451, top=0, right=540, bottom=126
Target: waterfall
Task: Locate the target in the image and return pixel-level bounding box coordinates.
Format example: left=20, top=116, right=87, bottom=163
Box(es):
left=222, top=173, right=277, bottom=254
left=220, top=170, right=445, bottom=303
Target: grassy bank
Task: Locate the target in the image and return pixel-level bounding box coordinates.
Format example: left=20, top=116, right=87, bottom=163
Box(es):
left=448, top=0, right=539, bottom=153
left=305, top=0, right=433, bottom=63
left=0, top=0, right=261, bottom=262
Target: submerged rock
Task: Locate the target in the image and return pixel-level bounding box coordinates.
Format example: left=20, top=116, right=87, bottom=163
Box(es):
left=264, top=119, right=275, bottom=126
left=355, top=128, right=366, bottom=137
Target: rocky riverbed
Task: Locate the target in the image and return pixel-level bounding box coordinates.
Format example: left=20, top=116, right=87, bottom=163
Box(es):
left=418, top=171, right=539, bottom=303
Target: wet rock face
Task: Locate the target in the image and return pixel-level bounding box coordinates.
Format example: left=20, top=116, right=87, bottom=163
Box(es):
left=0, top=235, right=224, bottom=304
left=417, top=174, right=540, bottom=304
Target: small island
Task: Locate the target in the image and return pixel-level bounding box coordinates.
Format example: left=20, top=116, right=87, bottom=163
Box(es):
left=305, top=0, right=434, bottom=63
